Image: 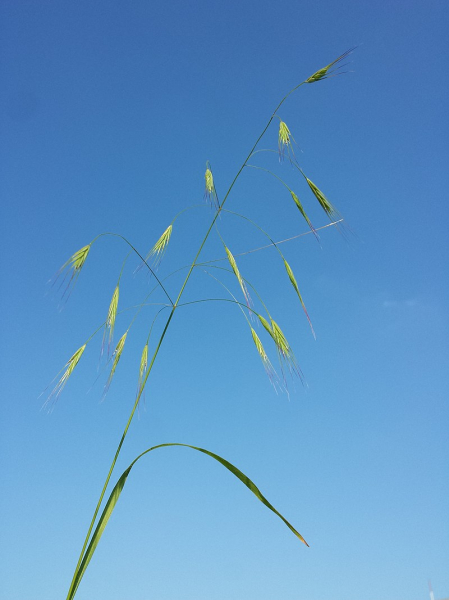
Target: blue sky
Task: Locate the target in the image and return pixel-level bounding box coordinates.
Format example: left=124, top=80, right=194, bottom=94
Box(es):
left=1, top=1, right=448, bottom=599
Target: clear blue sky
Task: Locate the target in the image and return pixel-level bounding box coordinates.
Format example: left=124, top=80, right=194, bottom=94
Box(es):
left=1, top=1, right=448, bottom=599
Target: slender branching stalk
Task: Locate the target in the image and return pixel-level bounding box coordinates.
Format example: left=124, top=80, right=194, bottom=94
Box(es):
left=46, top=50, right=355, bottom=599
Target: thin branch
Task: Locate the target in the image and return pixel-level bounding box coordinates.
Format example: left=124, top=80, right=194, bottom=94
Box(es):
left=205, top=219, right=343, bottom=264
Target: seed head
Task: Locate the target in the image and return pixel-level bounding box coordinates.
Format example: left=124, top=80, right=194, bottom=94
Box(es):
left=55, top=244, right=91, bottom=299
left=290, top=191, right=318, bottom=239
left=283, top=259, right=315, bottom=338
left=103, top=331, right=128, bottom=399
left=224, top=245, right=252, bottom=310
left=251, top=328, right=278, bottom=387
left=259, top=314, right=274, bottom=338
left=102, top=285, right=119, bottom=357
left=278, top=120, right=296, bottom=161
left=137, top=343, right=148, bottom=398
left=204, top=161, right=219, bottom=209
left=305, top=177, right=338, bottom=220
left=142, top=225, right=172, bottom=270
left=306, top=48, right=355, bottom=83
left=270, top=319, right=301, bottom=381
left=43, top=344, right=86, bottom=409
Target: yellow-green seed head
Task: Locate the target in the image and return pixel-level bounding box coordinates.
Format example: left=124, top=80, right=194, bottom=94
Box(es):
left=56, top=244, right=91, bottom=299
left=306, top=67, right=328, bottom=83
left=278, top=121, right=296, bottom=160
left=306, top=177, right=337, bottom=219
left=224, top=245, right=252, bottom=309
left=305, top=48, right=355, bottom=83
left=72, top=245, right=90, bottom=270
left=205, top=168, right=214, bottom=194
left=103, top=331, right=128, bottom=398
left=290, top=191, right=317, bottom=238
left=204, top=162, right=219, bottom=209
left=44, top=344, right=87, bottom=408
left=143, top=225, right=172, bottom=269
left=137, top=343, right=148, bottom=396
left=283, top=259, right=315, bottom=338
left=258, top=314, right=274, bottom=338
left=251, top=328, right=267, bottom=360
left=102, top=285, right=119, bottom=355
left=251, top=328, right=277, bottom=386
left=270, top=319, right=301, bottom=380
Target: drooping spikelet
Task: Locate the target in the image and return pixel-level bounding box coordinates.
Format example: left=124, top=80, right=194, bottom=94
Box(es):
left=204, top=161, right=219, bottom=209
left=270, top=319, right=301, bottom=380
left=290, top=191, right=318, bottom=239
left=137, top=343, right=148, bottom=398
left=102, top=285, right=119, bottom=356
left=44, top=344, right=86, bottom=408
left=258, top=315, right=297, bottom=372
left=251, top=328, right=278, bottom=387
left=224, top=245, right=252, bottom=310
left=142, top=225, right=172, bottom=270
left=305, top=177, right=339, bottom=221
left=283, top=259, right=315, bottom=339
left=55, top=244, right=91, bottom=298
left=103, top=332, right=128, bottom=399
left=258, top=314, right=274, bottom=338
left=257, top=314, right=302, bottom=390
left=278, top=120, right=296, bottom=161
left=306, top=48, right=355, bottom=83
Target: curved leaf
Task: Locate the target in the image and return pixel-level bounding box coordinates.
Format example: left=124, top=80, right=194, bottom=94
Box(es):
left=68, top=442, right=308, bottom=600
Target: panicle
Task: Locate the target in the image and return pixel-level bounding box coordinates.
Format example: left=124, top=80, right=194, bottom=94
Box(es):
left=306, top=48, right=355, bottom=83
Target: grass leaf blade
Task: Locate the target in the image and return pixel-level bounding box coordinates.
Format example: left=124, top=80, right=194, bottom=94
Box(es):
left=67, top=442, right=308, bottom=599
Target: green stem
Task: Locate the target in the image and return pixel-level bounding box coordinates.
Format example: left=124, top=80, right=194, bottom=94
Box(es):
left=66, top=79, right=306, bottom=600
left=93, top=232, right=175, bottom=306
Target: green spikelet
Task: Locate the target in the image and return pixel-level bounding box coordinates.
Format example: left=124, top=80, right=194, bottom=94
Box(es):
left=103, top=332, right=128, bottom=398
left=270, top=319, right=300, bottom=378
left=102, top=285, right=119, bottom=355
left=44, top=344, right=87, bottom=408
left=251, top=327, right=277, bottom=385
left=224, top=246, right=252, bottom=308
left=143, top=225, right=172, bottom=269
left=278, top=120, right=296, bottom=160
left=306, top=48, right=355, bottom=83
left=283, top=259, right=315, bottom=338
left=137, top=343, right=148, bottom=396
left=290, top=191, right=317, bottom=238
left=204, top=161, right=219, bottom=209
left=56, top=244, right=91, bottom=298
left=259, top=314, right=275, bottom=339
left=305, top=177, right=338, bottom=220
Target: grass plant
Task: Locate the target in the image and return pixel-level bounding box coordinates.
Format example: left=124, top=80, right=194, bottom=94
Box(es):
left=45, top=50, right=354, bottom=598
